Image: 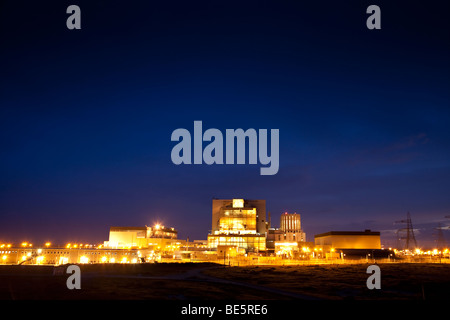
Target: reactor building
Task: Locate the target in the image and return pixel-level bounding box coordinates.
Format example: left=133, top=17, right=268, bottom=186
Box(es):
left=207, top=198, right=268, bottom=252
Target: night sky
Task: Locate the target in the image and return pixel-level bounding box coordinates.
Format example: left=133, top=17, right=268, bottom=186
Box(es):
left=1, top=1, right=449, bottom=248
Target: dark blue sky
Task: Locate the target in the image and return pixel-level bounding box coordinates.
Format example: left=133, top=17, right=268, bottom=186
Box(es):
left=1, top=1, right=449, bottom=247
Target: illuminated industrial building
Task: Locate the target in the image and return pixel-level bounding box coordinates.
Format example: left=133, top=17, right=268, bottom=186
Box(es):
left=4, top=198, right=425, bottom=265
left=314, top=230, right=381, bottom=249
left=207, top=199, right=267, bottom=252
left=314, top=230, right=387, bottom=259
left=106, top=226, right=147, bottom=248
left=266, top=212, right=306, bottom=256
left=0, top=246, right=166, bottom=265
left=104, top=224, right=180, bottom=249
left=280, top=212, right=306, bottom=242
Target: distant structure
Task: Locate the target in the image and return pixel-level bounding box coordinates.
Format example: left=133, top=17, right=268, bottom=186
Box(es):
left=3, top=197, right=403, bottom=265
left=434, top=223, right=446, bottom=250
left=279, top=212, right=306, bottom=242
left=395, top=212, right=418, bottom=250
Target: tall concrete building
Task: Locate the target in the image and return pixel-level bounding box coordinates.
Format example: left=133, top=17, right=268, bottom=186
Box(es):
left=208, top=199, right=267, bottom=252
left=266, top=212, right=306, bottom=253
left=280, top=212, right=306, bottom=242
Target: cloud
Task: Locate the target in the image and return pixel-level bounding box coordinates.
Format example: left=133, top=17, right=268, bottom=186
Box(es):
left=349, top=133, right=430, bottom=166
left=383, top=133, right=429, bottom=152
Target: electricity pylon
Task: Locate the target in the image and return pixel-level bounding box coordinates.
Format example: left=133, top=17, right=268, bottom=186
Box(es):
left=433, top=223, right=446, bottom=250
left=395, top=212, right=418, bottom=250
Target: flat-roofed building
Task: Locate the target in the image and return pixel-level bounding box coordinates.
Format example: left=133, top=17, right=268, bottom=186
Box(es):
left=314, top=230, right=381, bottom=250
left=1, top=246, right=148, bottom=265
left=107, top=227, right=148, bottom=248
left=105, top=225, right=179, bottom=249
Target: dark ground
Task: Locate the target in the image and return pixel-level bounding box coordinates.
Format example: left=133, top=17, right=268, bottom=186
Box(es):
left=0, top=263, right=449, bottom=300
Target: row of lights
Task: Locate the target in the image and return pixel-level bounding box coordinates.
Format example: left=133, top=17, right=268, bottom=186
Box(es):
left=389, top=248, right=450, bottom=255
left=2, top=254, right=142, bottom=264
left=1, top=243, right=34, bottom=248
left=1, top=242, right=106, bottom=249
left=2, top=243, right=178, bottom=252
left=413, top=248, right=449, bottom=255
left=66, top=243, right=101, bottom=249
left=79, top=256, right=139, bottom=264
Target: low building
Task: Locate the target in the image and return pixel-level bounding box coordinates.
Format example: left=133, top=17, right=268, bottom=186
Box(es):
left=105, top=224, right=180, bottom=249
left=314, top=230, right=385, bottom=259
left=314, top=230, right=381, bottom=250
left=1, top=246, right=147, bottom=265
left=107, top=226, right=148, bottom=248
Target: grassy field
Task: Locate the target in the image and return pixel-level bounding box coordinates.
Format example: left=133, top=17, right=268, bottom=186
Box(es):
left=204, top=263, right=450, bottom=300
left=0, top=263, right=449, bottom=300
left=0, top=263, right=279, bottom=300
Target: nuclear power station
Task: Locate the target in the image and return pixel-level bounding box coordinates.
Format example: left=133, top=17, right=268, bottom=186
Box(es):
left=2, top=198, right=447, bottom=266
